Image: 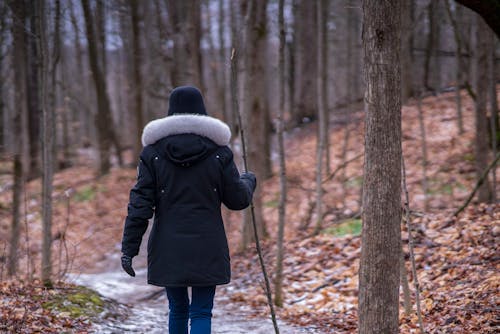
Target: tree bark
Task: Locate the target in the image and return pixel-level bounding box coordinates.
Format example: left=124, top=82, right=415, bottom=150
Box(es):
left=423, top=1, right=437, bottom=91
left=313, top=0, right=328, bottom=235
left=0, top=2, right=6, bottom=153
left=81, top=0, right=114, bottom=175
left=274, top=0, right=287, bottom=308
left=417, top=93, right=429, bottom=211
left=50, top=0, right=61, bottom=171
left=400, top=0, right=413, bottom=102
left=69, top=0, right=91, bottom=145
left=287, top=0, right=296, bottom=128
left=474, top=16, right=492, bottom=203
left=36, top=0, right=53, bottom=286
left=218, top=0, right=229, bottom=126
left=487, top=30, right=498, bottom=203
left=241, top=0, right=270, bottom=249
left=229, top=0, right=240, bottom=136
left=292, top=0, right=317, bottom=126
left=359, top=1, right=402, bottom=333
left=130, top=0, right=144, bottom=159
left=445, top=0, right=465, bottom=134
left=166, top=0, right=204, bottom=90
left=26, top=0, right=40, bottom=179
left=7, top=0, right=28, bottom=278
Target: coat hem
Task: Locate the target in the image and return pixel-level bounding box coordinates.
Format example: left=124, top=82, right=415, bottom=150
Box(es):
left=147, top=279, right=230, bottom=287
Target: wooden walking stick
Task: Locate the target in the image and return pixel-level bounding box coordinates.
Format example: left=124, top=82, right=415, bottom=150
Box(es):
left=230, top=48, right=280, bottom=334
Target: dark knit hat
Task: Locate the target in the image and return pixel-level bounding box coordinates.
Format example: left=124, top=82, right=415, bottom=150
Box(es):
left=167, top=86, right=207, bottom=116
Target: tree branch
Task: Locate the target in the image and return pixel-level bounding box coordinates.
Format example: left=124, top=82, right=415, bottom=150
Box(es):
left=453, top=152, right=500, bottom=217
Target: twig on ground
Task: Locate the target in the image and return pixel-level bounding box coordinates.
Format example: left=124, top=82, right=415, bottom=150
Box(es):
left=453, top=152, right=500, bottom=217
left=402, top=156, right=426, bottom=333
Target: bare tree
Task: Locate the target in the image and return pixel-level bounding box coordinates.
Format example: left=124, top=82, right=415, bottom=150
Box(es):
left=401, top=0, right=413, bottom=102
left=445, top=0, right=465, bottom=134
left=473, top=15, right=493, bottom=203
left=35, top=0, right=53, bottom=286
left=25, top=1, right=41, bottom=180
left=81, top=0, right=115, bottom=175
left=130, top=0, right=144, bottom=159
left=166, top=0, right=204, bottom=90
left=218, top=0, right=229, bottom=126
left=0, top=2, right=7, bottom=153
left=313, top=0, right=328, bottom=236
left=274, top=0, right=287, bottom=308
left=423, top=1, right=438, bottom=91
left=240, top=0, right=270, bottom=249
left=7, top=0, right=28, bottom=278
left=292, top=0, right=317, bottom=126
left=229, top=0, right=241, bottom=136
left=359, top=1, right=402, bottom=333
left=417, top=93, right=429, bottom=210
left=69, top=0, right=92, bottom=145
left=487, top=30, right=498, bottom=203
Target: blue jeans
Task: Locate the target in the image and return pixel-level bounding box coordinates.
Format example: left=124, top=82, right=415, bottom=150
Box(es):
left=165, top=286, right=216, bottom=334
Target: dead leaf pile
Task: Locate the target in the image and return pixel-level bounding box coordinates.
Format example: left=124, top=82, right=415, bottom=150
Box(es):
left=0, top=280, right=91, bottom=333
left=222, top=203, right=498, bottom=333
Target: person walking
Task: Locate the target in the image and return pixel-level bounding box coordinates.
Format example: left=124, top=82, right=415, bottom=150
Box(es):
left=121, top=86, right=256, bottom=334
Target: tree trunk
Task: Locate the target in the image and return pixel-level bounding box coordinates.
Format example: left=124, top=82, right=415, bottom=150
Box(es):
left=313, top=0, right=328, bottom=235
left=474, top=16, right=492, bottom=203
left=69, top=0, right=91, bottom=145
left=229, top=0, right=240, bottom=136
left=36, top=0, right=53, bottom=286
left=359, top=1, right=402, bottom=333
left=7, top=0, right=28, bottom=278
left=218, top=0, right=229, bottom=126
left=274, top=0, right=287, bottom=308
left=50, top=0, right=61, bottom=171
left=292, top=0, right=317, bottom=126
left=205, top=0, right=221, bottom=119
left=96, top=0, right=106, bottom=75
left=287, top=0, right=297, bottom=127
left=26, top=0, right=40, bottom=179
left=400, top=0, right=413, bottom=102
left=0, top=3, right=6, bottom=153
left=423, top=1, right=437, bottom=91
left=167, top=0, right=204, bottom=90
left=322, top=0, right=330, bottom=175
left=240, top=0, right=270, bottom=249
left=130, top=0, right=144, bottom=159
left=487, top=30, right=498, bottom=203
left=417, top=93, right=429, bottom=211
left=81, top=0, right=114, bottom=175
left=445, top=0, right=465, bottom=134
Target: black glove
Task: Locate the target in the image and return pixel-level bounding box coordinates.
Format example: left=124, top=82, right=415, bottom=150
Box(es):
left=121, top=254, right=136, bottom=277
left=241, top=172, right=257, bottom=191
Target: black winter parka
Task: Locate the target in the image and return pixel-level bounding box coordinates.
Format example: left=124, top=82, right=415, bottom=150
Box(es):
left=122, top=114, right=255, bottom=287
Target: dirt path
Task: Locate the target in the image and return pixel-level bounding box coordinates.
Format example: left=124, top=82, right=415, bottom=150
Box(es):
left=70, top=229, right=319, bottom=333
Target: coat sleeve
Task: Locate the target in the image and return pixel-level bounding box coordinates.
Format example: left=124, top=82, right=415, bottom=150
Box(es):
left=220, top=148, right=256, bottom=210
left=121, top=148, right=156, bottom=257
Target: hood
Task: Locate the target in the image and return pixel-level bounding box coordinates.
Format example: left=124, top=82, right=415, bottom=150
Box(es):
left=162, top=134, right=218, bottom=166
left=141, top=114, right=231, bottom=147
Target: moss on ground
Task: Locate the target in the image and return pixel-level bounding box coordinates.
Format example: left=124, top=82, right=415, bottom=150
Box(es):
left=323, top=218, right=362, bottom=237
left=42, top=286, right=104, bottom=319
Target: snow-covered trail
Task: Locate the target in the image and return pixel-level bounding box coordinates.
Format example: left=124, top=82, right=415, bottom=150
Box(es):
left=69, top=226, right=318, bottom=333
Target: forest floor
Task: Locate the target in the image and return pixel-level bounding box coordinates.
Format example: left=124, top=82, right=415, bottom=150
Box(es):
left=0, top=89, right=498, bottom=333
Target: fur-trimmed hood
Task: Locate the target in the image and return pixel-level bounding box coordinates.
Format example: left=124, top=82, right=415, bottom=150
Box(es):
left=141, top=114, right=231, bottom=147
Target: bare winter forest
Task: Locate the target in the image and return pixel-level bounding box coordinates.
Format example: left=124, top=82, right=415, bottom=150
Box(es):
left=0, top=0, right=498, bottom=333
